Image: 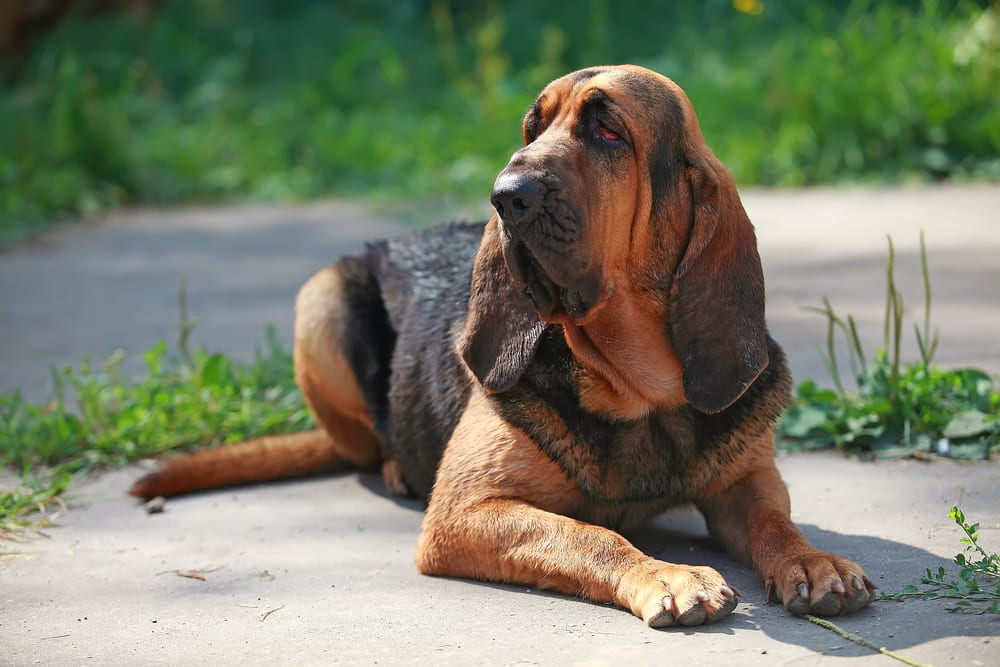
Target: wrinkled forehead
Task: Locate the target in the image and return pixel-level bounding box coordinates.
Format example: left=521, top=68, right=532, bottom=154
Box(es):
left=531, top=66, right=691, bottom=139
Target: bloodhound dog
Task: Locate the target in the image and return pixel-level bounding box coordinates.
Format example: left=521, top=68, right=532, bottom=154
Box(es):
left=131, top=65, right=876, bottom=627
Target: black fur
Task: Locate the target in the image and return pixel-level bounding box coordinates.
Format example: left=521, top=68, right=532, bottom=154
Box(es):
left=362, top=223, right=482, bottom=497
left=331, top=254, right=397, bottom=436
left=336, top=224, right=791, bottom=514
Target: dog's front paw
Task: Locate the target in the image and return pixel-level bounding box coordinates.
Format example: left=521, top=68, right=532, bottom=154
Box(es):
left=618, top=559, right=740, bottom=628
left=766, top=551, right=876, bottom=616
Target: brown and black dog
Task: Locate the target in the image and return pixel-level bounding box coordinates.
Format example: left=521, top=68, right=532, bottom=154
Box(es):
left=131, top=65, right=876, bottom=627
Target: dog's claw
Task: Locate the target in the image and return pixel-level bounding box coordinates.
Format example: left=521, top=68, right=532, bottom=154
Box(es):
left=767, top=552, right=876, bottom=616
left=677, top=602, right=707, bottom=626
left=645, top=596, right=675, bottom=628
left=786, top=590, right=811, bottom=616
left=627, top=561, right=739, bottom=628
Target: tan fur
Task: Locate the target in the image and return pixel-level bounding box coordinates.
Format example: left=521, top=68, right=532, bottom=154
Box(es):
left=131, top=65, right=875, bottom=626
left=128, top=430, right=344, bottom=498
left=414, top=391, right=739, bottom=627
left=569, top=294, right=687, bottom=419
left=294, top=264, right=382, bottom=467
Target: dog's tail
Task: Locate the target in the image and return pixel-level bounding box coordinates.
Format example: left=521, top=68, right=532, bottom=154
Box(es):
left=129, top=429, right=346, bottom=498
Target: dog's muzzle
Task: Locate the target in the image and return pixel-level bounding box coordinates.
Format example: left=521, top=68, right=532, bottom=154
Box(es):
left=491, top=171, right=602, bottom=322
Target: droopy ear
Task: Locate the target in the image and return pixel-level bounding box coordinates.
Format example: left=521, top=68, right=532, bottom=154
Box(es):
left=669, top=164, right=769, bottom=414
left=458, top=217, right=545, bottom=393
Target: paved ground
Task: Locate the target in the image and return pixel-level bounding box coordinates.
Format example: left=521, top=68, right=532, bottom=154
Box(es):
left=1, top=186, right=999, bottom=666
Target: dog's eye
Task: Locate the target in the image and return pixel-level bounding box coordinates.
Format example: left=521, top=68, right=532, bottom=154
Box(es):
left=596, top=125, right=620, bottom=142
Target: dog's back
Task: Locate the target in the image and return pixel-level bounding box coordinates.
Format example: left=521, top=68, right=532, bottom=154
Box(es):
left=366, top=222, right=485, bottom=498
left=129, top=222, right=485, bottom=499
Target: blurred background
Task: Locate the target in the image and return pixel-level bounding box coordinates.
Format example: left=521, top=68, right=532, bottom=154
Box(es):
left=1, top=0, right=997, bottom=243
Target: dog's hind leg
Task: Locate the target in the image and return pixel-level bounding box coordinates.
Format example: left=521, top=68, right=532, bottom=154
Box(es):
left=130, top=256, right=396, bottom=498
left=292, top=257, right=394, bottom=470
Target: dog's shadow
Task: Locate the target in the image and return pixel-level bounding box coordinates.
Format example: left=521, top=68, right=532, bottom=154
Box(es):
left=628, top=507, right=999, bottom=654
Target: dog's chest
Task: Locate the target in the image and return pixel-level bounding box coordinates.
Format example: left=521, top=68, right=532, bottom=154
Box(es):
left=505, top=397, right=725, bottom=504
left=494, top=330, right=745, bottom=514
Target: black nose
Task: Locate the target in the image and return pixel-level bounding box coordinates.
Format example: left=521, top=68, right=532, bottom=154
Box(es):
left=490, top=172, right=542, bottom=227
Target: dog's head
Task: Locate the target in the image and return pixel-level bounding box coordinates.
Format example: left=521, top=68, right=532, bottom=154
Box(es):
left=460, top=65, right=768, bottom=414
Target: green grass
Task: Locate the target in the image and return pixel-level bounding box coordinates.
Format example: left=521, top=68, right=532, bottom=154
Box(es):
left=778, top=233, right=1000, bottom=459
left=2, top=0, right=999, bottom=242
left=882, top=507, right=1000, bottom=614
left=0, top=327, right=312, bottom=535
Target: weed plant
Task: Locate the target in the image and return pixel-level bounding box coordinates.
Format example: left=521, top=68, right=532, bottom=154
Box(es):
left=778, top=233, right=1000, bottom=458
left=2, top=0, right=999, bottom=241
left=883, top=507, right=1000, bottom=614
left=0, top=327, right=312, bottom=535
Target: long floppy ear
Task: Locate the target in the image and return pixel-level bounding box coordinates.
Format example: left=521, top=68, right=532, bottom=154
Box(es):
left=458, top=217, right=545, bottom=393
left=668, top=163, right=769, bottom=414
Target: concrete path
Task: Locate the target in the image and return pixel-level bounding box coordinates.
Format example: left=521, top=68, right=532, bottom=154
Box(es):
left=1, top=187, right=999, bottom=666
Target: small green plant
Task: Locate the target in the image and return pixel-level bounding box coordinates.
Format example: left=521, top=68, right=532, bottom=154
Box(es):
left=883, top=506, right=1000, bottom=614
left=778, top=232, right=1000, bottom=458
left=0, top=326, right=312, bottom=536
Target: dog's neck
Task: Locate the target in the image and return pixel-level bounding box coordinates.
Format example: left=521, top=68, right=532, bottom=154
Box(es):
left=559, top=293, right=687, bottom=420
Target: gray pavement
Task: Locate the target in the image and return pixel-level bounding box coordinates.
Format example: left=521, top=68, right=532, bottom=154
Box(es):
left=1, top=187, right=999, bottom=666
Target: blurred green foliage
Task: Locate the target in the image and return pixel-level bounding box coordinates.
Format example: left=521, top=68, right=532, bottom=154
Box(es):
left=1, top=0, right=998, bottom=241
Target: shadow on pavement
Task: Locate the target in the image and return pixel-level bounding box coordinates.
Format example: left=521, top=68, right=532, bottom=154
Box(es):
left=628, top=510, right=998, bottom=656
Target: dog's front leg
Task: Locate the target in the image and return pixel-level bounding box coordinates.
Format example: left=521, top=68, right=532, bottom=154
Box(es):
left=699, top=461, right=877, bottom=616
left=413, top=394, right=738, bottom=627
left=416, top=496, right=738, bottom=627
